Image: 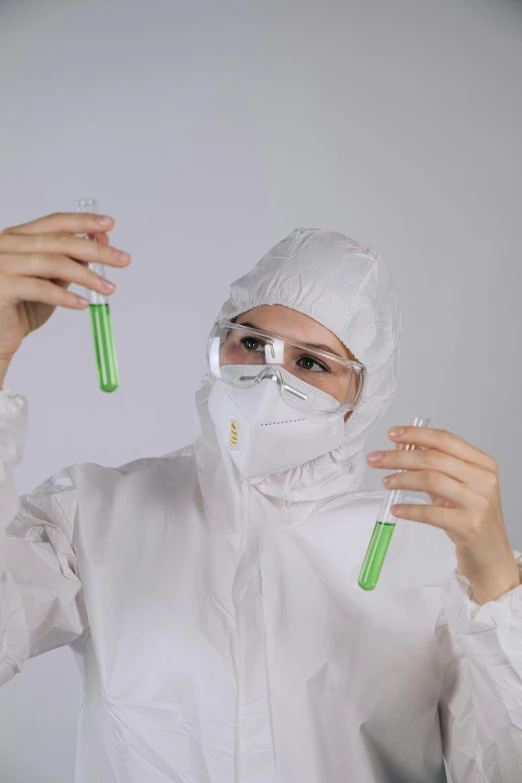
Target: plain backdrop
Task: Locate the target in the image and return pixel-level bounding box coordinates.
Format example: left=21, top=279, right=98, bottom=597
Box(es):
left=1, top=0, right=522, bottom=780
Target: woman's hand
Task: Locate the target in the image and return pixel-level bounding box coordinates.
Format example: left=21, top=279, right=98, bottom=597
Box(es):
left=367, top=427, right=520, bottom=605
left=0, top=212, right=131, bottom=365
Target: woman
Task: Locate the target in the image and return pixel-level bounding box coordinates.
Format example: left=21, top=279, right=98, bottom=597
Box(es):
left=0, top=213, right=521, bottom=782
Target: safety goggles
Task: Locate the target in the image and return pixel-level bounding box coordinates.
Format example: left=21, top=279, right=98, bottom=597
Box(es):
left=207, top=320, right=365, bottom=415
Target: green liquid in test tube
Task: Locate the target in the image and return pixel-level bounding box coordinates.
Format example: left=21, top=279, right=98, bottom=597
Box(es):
left=358, top=414, right=430, bottom=591
left=75, top=199, right=119, bottom=392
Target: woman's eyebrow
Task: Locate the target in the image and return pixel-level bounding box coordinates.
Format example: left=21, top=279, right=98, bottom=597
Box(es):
left=237, top=321, right=344, bottom=358
left=307, top=343, right=343, bottom=357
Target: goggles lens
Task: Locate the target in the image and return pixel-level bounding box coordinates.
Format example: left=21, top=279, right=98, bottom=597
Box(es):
left=207, top=321, right=365, bottom=414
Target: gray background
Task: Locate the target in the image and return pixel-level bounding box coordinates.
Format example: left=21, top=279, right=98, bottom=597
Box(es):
left=1, top=0, right=521, bottom=780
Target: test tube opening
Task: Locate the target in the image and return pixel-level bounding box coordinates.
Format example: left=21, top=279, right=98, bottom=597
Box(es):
left=76, top=199, right=97, bottom=212
left=410, top=414, right=431, bottom=428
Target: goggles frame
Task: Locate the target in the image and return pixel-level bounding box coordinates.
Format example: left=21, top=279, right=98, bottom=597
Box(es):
left=207, top=320, right=366, bottom=414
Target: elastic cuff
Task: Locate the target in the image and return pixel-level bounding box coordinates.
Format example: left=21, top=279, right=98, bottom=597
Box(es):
left=0, top=388, right=27, bottom=415
left=0, top=390, right=28, bottom=469
left=442, top=550, right=522, bottom=632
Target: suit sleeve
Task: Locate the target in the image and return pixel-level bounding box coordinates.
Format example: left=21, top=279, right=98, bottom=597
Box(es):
left=437, top=552, right=522, bottom=782
left=0, top=390, right=88, bottom=686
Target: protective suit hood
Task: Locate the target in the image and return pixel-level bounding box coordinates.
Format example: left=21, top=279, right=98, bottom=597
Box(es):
left=197, top=228, right=402, bottom=499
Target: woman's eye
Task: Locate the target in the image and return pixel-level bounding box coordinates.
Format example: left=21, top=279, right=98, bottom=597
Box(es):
left=241, top=337, right=263, bottom=351
left=297, top=356, right=329, bottom=372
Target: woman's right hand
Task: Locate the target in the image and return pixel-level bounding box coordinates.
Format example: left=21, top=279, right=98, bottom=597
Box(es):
left=0, top=212, right=131, bottom=363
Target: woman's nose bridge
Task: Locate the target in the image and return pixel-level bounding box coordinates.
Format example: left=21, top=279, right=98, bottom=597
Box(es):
left=258, top=365, right=284, bottom=385
left=264, top=338, right=286, bottom=365
left=258, top=366, right=308, bottom=401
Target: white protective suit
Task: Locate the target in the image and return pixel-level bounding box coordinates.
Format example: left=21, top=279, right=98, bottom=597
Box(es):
left=1, top=228, right=522, bottom=783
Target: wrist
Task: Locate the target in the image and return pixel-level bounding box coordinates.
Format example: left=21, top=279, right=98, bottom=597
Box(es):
left=0, top=356, right=12, bottom=389
left=467, top=557, right=521, bottom=605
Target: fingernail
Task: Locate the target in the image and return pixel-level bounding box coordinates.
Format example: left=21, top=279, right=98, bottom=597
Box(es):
left=100, top=280, right=116, bottom=293
left=96, top=215, right=112, bottom=226
left=383, top=475, right=395, bottom=487
left=389, top=427, right=405, bottom=437
left=368, top=452, right=383, bottom=463
left=76, top=295, right=89, bottom=307
left=113, top=250, right=130, bottom=263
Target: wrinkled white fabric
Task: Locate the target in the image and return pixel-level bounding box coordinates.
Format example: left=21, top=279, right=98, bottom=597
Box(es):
left=1, top=228, right=522, bottom=783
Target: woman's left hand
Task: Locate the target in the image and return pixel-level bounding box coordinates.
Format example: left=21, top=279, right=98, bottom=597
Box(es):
left=367, top=426, right=521, bottom=605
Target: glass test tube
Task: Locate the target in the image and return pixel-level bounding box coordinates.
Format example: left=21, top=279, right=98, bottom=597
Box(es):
left=75, top=199, right=119, bottom=392
left=358, top=414, right=430, bottom=591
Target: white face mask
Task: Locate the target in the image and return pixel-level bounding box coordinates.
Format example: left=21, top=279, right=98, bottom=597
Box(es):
left=207, top=377, right=345, bottom=479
